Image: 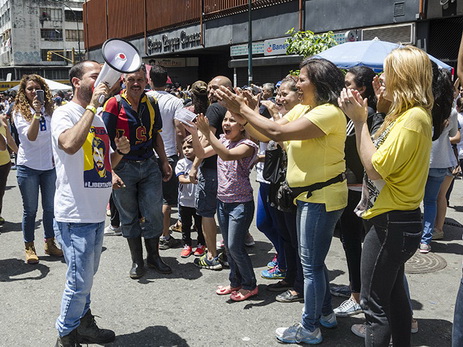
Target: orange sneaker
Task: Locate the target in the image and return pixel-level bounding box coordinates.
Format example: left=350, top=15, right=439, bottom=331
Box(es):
left=180, top=245, right=193, bottom=258
left=194, top=244, right=205, bottom=257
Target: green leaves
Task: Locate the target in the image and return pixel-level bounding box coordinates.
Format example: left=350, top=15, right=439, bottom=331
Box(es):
left=285, top=28, right=337, bottom=57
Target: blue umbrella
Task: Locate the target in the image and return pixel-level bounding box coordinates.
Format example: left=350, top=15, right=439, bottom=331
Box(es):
left=313, top=38, right=452, bottom=72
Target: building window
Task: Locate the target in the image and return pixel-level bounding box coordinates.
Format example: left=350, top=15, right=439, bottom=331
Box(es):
left=65, top=29, right=83, bottom=41
left=39, top=8, right=62, bottom=22
left=64, top=10, right=82, bottom=22
left=41, top=29, right=63, bottom=41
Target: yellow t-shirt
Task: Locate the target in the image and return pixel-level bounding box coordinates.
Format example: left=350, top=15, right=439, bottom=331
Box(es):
left=363, top=107, right=432, bottom=219
left=0, top=126, right=10, bottom=166
left=284, top=103, right=347, bottom=212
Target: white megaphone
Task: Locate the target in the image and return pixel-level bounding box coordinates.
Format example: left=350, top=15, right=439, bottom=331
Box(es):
left=94, top=38, right=142, bottom=104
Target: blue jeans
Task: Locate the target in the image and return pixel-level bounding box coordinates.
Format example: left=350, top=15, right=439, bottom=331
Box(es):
left=217, top=200, right=256, bottom=290
left=17, top=165, right=56, bottom=242
left=256, top=183, right=286, bottom=269
left=361, top=209, right=422, bottom=346
left=54, top=221, right=105, bottom=336
left=453, top=274, right=463, bottom=345
left=113, top=157, right=163, bottom=239
left=297, top=201, right=343, bottom=332
left=421, top=168, right=447, bottom=245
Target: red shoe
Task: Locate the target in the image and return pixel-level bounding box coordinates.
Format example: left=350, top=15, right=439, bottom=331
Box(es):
left=216, top=285, right=242, bottom=295
left=180, top=245, right=193, bottom=258
left=230, top=287, right=258, bottom=301
left=194, top=244, right=206, bottom=256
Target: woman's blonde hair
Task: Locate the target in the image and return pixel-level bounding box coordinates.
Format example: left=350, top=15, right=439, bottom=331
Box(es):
left=13, top=74, right=54, bottom=122
left=375, top=45, right=433, bottom=137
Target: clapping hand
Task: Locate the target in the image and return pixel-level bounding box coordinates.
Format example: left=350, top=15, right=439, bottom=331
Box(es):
left=338, top=88, right=368, bottom=123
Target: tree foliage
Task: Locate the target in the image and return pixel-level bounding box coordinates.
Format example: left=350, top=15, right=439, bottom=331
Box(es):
left=285, top=28, right=337, bottom=57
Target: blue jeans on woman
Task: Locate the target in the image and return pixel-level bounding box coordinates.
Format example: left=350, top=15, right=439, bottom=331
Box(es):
left=217, top=200, right=256, bottom=290
left=256, top=183, right=286, bottom=269
left=421, top=168, right=447, bottom=245
left=17, top=165, right=56, bottom=242
left=54, top=221, right=105, bottom=336
left=297, top=201, right=343, bottom=332
left=361, top=209, right=422, bottom=347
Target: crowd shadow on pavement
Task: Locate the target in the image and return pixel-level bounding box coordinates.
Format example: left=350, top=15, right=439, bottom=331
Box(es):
left=0, top=221, right=22, bottom=233
left=107, top=325, right=189, bottom=347
left=0, top=258, right=49, bottom=281
left=410, top=318, right=452, bottom=347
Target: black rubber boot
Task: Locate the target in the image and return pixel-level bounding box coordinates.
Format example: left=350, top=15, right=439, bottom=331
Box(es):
left=145, top=237, right=172, bottom=274
left=76, top=309, right=116, bottom=344
left=55, top=329, right=81, bottom=347
left=127, top=237, right=145, bottom=279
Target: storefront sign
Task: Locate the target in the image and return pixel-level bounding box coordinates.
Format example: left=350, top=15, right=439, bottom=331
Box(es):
left=147, top=31, right=201, bottom=55
left=230, top=42, right=265, bottom=57
left=263, top=37, right=289, bottom=56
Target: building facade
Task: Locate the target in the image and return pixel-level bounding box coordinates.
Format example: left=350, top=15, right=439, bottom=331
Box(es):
left=0, top=0, right=84, bottom=83
left=83, top=0, right=462, bottom=87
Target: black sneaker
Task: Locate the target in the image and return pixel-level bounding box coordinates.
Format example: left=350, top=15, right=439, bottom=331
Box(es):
left=76, top=309, right=115, bottom=344
left=159, top=236, right=181, bottom=250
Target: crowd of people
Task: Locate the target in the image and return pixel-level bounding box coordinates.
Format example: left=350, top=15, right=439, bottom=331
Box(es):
left=1, top=42, right=463, bottom=347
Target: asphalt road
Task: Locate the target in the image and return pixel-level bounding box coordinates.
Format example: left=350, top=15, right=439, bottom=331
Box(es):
left=0, top=171, right=462, bottom=347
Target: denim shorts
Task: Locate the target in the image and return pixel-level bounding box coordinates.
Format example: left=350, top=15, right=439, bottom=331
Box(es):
left=158, top=155, right=179, bottom=206
left=195, top=167, right=218, bottom=218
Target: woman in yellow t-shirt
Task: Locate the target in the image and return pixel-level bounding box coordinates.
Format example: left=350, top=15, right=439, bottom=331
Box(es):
left=339, top=46, right=433, bottom=346
left=218, top=58, right=347, bottom=344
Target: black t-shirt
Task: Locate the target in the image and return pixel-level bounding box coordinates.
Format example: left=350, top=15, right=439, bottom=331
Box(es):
left=201, top=102, right=227, bottom=170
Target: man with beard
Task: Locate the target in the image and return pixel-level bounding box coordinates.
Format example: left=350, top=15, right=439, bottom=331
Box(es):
left=103, top=65, right=173, bottom=279
left=51, top=60, right=130, bottom=346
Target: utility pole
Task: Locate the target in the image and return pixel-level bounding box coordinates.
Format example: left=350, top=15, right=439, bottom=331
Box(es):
left=247, top=0, right=253, bottom=86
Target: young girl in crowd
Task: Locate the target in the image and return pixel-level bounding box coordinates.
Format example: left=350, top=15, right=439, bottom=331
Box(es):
left=186, top=112, right=258, bottom=301
left=175, top=135, right=205, bottom=258
left=13, top=74, right=62, bottom=264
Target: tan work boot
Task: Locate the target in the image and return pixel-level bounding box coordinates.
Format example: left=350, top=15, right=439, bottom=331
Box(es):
left=45, top=237, right=63, bottom=257
left=25, top=242, right=39, bottom=264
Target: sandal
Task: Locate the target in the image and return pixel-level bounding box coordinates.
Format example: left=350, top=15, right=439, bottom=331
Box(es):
left=216, top=285, right=242, bottom=295
left=230, top=287, right=258, bottom=301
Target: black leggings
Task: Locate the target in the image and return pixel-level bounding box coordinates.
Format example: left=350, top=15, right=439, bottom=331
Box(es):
left=0, top=161, right=11, bottom=215
left=338, top=189, right=365, bottom=294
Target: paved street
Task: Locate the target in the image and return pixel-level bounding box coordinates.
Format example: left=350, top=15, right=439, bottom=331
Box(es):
left=0, top=171, right=462, bottom=347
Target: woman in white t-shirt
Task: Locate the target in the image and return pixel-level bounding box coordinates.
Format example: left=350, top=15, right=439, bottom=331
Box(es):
left=13, top=74, right=62, bottom=264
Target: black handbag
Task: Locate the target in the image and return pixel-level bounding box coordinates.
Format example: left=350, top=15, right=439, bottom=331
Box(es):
left=263, top=142, right=286, bottom=184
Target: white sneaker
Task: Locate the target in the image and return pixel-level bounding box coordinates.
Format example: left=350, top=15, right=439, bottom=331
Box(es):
left=351, top=323, right=366, bottom=338
left=104, top=225, right=122, bottom=236
left=432, top=228, right=444, bottom=240
left=334, top=298, right=363, bottom=317
left=275, top=323, right=323, bottom=344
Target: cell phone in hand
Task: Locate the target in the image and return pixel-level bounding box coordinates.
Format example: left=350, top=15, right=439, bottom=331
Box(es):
left=36, top=90, right=45, bottom=104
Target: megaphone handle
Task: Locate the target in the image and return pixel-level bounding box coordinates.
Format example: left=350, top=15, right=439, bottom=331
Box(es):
left=98, top=94, right=105, bottom=105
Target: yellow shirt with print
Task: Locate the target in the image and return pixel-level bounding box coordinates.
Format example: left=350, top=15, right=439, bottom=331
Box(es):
left=0, top=126, right=10, bottom=166
left=364, top=107, right=432, bottom=219
left=284, top=103, right=347, bottom=212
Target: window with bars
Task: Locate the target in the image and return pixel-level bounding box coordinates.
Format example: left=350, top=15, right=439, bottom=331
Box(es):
left=64, top=10, right=82, bottom=22
left=65, top=29, right=83, bottom=41
left=41, top=29, right=63, bottom=41
left=39, top=8, right=62, bottom=22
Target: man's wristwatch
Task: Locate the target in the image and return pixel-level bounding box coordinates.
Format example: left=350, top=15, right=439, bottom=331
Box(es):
left=33, top=114, right=42, bottom=120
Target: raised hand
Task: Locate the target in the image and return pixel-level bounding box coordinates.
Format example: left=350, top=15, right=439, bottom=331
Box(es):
left=338, top=88, right=368, bottom=123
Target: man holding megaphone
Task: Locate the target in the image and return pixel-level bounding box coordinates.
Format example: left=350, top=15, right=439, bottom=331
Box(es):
left=51, top=60, right=130, bottom=346
left=103, top=64, right=173, bottom=280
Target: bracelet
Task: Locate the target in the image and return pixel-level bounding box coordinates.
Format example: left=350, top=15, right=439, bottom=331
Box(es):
left=33, top=114, right=41, bottom=120
left=86, top=105, right=97, bottom=114
left=243, top=121, right=248, bottom=127
left=117, top=149, right=128, bottom=155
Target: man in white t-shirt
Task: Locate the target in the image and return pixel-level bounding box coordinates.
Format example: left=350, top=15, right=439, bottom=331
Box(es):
left=147, top=65, right=185, bottom=249
left=51, top=60, right=130, bottom=347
